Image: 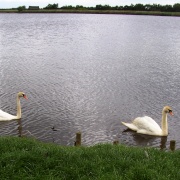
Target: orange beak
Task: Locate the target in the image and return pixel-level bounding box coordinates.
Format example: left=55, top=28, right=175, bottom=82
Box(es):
left=169, top=111, right=173, bottom=116
left=23, top=95, right=28, bottom=100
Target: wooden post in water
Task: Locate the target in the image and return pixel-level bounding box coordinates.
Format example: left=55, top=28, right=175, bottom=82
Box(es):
left=170, top=140, right=176, bottom=151
left=113, top=140, right=119, bottom=145
left=75, top=132, right=81, bottom=146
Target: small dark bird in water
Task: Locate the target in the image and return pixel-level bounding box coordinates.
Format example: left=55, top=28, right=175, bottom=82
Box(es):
left=51, top=126, right=58, bottom=131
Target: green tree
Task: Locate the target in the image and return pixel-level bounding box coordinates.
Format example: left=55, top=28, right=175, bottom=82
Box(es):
left=96, top=5, right=103, bottom=10
left=17, top=6, right=26, bottom=12
left=123, top=5, right=133, bottom=10
left=44, top=3, right=58, bottom=9
left=160, top=5, right=173, bottom=12
left=75, top=5, right=85, bottom=10
left=134, top=4, right=145, bottom=11
left=61, top=5, right=74, bottom=9
left=173, top=3, right=180, bottom=12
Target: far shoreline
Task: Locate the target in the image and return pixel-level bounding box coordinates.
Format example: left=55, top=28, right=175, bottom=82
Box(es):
left=0, top=9, right=180, bottom=17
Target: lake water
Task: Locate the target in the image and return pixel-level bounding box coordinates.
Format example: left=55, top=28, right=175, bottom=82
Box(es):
left=0, top=13, right=180, bottom=150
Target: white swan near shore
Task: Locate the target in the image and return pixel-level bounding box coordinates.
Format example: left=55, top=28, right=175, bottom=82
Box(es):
left=0, top=92, right=28, bottom=121
left=122, top=106, right=173, bottom=136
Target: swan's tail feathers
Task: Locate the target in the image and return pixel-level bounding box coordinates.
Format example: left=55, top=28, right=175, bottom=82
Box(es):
left=121, top=122, right=138, bottom=131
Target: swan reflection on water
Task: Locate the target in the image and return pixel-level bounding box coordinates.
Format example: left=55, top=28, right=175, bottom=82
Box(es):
left=122, top=128, right=167, bottom=150
left=17, top=119, right=35, bottom=138
left=17, top=119, right=22, bottom=137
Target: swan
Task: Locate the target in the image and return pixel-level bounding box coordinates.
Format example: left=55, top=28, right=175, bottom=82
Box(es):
left=0, top=92, right=27, bottom=121
left=122, top=106, right=173, bottom=136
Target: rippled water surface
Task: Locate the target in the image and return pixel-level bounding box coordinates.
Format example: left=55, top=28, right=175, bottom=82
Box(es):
left=0, top=13, right=180, bottom=149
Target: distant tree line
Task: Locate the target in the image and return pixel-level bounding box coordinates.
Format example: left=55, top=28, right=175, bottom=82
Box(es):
left=93, top=3, right=180, bottom=12
left=43, top=3, right=180, bottom=12
left=17, top=3, right=180, bottom=12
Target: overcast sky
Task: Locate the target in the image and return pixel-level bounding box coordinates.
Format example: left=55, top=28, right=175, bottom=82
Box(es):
left=0, top=0, right=179, bottom=8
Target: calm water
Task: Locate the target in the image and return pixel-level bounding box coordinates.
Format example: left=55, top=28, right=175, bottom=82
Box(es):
left=0, top=13, right=180, bottom=150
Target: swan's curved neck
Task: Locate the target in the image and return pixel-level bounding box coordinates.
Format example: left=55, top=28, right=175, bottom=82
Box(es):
left=16, top=95, right=21, bottom=119
left=161, top=111, right=168, bottom=136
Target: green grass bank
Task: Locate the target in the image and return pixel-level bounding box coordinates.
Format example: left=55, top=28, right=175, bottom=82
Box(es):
left=0, top=9, right=180, bottom=16
left=0, top=137, right=180, bottom=179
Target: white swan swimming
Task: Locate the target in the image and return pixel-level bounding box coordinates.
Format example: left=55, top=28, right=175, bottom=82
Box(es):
left=0, top=92, right=28, bottom=121
left=122, top=106, right=173, bottom=136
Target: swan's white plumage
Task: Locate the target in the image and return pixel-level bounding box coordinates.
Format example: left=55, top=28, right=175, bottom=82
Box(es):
left=0, top=110, right=17, bottom=120
left=122, top=106, right=173, bottom=136
left=0, top=92, right=27, bottom=121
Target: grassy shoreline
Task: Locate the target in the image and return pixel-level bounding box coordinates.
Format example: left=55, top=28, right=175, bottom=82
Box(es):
left=0, top=9, right=180, bottom=16
left=0, top=136, right=180, bottom=179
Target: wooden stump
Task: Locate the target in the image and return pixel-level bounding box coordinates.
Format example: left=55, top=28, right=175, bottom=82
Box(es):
left=75, top=132, right=81, bottom=146
left=113, top=140, right=119, bottom=145
left=170, top=140, right=176, bottom=151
